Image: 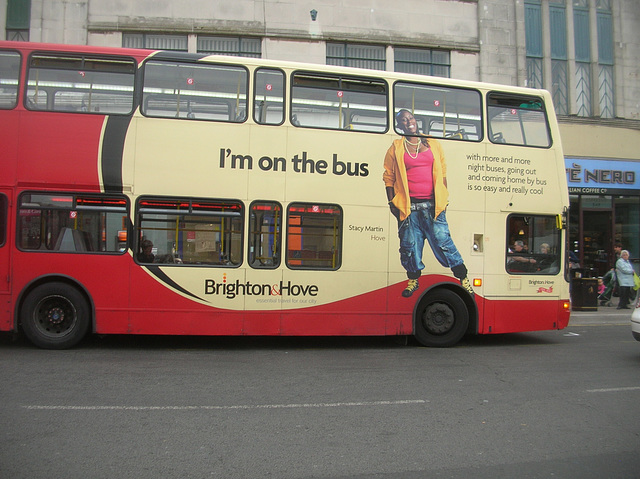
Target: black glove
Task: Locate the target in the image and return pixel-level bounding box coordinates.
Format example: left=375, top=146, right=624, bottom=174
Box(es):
left=388, top=202, right=401, bottom=220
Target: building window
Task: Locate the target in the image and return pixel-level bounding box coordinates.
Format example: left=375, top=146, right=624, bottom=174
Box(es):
left=6, top=30, right=29, bottom=41
left=5, top=0, right=30, bottom=41
left=596, top=0, right=614, bottom=118
left=394, top=47, right=450, bottom=78
left=197, top=36, right=261, bottom=58
left=614, top=196, right=640, bottom=262
left=326, top=43, right=385, bottom=71
left=122, top=33, right=188, bottom=51
left=574, top=1, right=592, bottom=117
left=550, top=1, right=569, bottom=115
left=525, top=0, right=544, bottom=89
left=525, top=0, right=616, bottom=118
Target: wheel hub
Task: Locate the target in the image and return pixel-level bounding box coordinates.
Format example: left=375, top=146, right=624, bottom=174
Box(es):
left=34, top=295, right=76, bottom=336
left=422, top=303, right=454, bottom=335
left=47, top=307, right=65, bottom=325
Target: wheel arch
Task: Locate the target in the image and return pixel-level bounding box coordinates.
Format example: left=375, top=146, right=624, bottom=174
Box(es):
left=413, top=282, right=479, bottom=337
left=14, top=274, right=95, bottom=334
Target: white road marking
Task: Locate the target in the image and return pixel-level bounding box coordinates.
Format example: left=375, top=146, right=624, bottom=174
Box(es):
left=22, top=399, right=428, bottom=411
left=586, top=386, right=640, bottom=393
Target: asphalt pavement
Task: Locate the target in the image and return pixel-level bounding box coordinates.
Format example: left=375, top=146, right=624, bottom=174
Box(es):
left=2, top=308, right=638, bottom=479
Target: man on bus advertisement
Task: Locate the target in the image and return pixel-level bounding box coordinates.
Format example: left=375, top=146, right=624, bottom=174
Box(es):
left=383, top=109, right=474, bottom=298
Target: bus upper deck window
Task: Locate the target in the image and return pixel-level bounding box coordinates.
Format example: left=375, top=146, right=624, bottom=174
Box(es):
left=142, top=59, right=248, bottom=123
left=254, top=68, right=284, bottom=126
left=487, top=93, right=551, bottom=147
left=393, top=82, right=482, bottom=141
left=0, top=51, right=21, bottom=110
left=291, top=72, right=388, bottom=133
left=26, top=53, right=136, bottom=114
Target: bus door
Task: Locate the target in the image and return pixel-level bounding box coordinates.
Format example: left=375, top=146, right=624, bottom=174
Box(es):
left=0, top=190, right=11, bottom=329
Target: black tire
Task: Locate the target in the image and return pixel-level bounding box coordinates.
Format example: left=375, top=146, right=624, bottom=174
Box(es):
left=414, top=289, right=469, bottom=347
left=20, top=282, right=90, bottom=349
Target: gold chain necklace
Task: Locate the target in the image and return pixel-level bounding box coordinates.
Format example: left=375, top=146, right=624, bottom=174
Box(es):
left=404, top=137, right=421, bottom=159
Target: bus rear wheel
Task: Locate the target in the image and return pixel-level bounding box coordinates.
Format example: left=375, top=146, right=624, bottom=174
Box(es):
left=20, top=283, right=90, bottom=349
left=414, top=289, right=469, bottom=347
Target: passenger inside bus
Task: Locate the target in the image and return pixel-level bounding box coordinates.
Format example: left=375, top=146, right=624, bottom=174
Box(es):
left=534, top=242, right=558, bottom=273
left=507, top=240, right=537, bottom=272
left=138, top=240, right=155, bottom=263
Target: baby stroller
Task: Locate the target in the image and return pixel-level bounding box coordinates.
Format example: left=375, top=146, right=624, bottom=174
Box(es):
left=598, top=269, right=617, bottom=306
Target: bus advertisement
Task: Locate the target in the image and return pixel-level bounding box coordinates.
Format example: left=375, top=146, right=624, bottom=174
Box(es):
left=0, top=41, right=570, bottom=349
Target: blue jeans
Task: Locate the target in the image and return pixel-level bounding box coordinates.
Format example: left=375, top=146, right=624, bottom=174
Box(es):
left=397, top=202, right=465, bottom=280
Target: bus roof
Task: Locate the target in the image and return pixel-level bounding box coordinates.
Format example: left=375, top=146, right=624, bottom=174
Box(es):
left=0, top=40, right=552, bottom=99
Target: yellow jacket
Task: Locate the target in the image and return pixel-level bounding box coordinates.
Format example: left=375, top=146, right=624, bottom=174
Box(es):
left=383, top=137, right=449, bottom=221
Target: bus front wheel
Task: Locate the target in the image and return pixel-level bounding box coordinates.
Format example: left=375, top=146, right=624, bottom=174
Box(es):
left=414, top=289, right=469, bottom=347
left=20, top=283, right=90, bottom=349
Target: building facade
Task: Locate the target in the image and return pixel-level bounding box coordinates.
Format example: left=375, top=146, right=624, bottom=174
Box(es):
left=3, top=0, right=640, bottom=275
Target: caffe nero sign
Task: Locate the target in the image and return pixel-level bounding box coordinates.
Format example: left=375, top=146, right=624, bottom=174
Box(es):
left=565, top=158, right=640, bottom=195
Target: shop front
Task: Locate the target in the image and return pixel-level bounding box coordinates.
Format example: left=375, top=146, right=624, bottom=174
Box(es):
left=566, top=158, right=640, bottom=278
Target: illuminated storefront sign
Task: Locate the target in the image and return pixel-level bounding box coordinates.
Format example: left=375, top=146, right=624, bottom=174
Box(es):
left=565, top=158, right=640, bottom=194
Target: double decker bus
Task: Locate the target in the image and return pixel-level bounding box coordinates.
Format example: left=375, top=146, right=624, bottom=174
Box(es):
left=0, top=41, right=571, bottom=349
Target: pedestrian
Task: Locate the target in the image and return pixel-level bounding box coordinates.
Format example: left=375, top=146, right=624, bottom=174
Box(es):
left=614, top=242, right=623, bottom=260
left=615, top=250, right=634, bottom=309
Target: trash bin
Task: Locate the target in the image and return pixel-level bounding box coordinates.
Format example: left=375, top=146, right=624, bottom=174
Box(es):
left=572, top=278, right=599, bottom=311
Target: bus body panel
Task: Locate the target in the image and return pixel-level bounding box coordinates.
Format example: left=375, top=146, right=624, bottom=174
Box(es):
left=0, top=103, right=18, bottom=330
left=481, top=298, right=570, bottom=334
left=11, top=251, right=133, bottom=333
left=0, top=189, right=12, bottom=330
left=0, top=113, right=18, bottom=188
left=18, top=113, right=105, bottom=191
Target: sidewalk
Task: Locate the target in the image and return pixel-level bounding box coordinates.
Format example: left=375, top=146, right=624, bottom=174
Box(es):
left=569, top=300, right=635, bottom=326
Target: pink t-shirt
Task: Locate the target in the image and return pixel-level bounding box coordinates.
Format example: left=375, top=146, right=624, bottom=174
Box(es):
left=404, top=148, right=434, bottom=199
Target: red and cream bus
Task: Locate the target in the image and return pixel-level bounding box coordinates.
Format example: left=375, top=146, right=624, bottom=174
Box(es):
left=0, top=41, right=570, bottom=349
